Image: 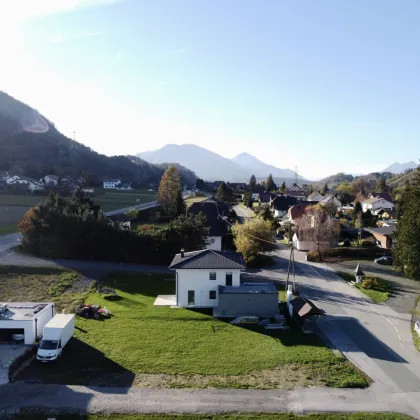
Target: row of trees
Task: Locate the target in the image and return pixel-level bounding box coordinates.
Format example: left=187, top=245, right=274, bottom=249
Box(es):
left=249, top=173, right=286, bottom=193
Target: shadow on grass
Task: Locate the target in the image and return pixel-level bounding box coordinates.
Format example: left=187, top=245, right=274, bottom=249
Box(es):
left=15, top=337, right=135, bottom=388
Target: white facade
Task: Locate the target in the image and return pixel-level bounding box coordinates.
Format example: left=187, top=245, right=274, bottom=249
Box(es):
left=292, top=233, right=337, bottom=252
left=363, top=198, right=395, bottom=213
left=273, top=209, right=288, bottom=219
left=43, top=175, right=59, bottom=185
left=204, top=236, right=222, bottom=251
left=175, top=268, right=241, bottom=307
left=6, top=175, right=19, bottom=184
left=103, top=180, right=121, bottom=189
left=0, top=303, right=54, bottom=345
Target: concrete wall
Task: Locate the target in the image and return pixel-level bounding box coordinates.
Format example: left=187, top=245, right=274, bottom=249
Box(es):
left=176, top=269, right=241, bottom=307
left=34, top=304, right=55, bottom=341
left=204, top=236, right=222, bottom=251
left=215, top=293, right=278, bottom=318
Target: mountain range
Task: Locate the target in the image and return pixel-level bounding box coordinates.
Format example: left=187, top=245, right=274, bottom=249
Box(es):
left=138, top=145, right=306, bottom=183
left=0, top=92, right=197, bottom=186
left=381, top=161, right=418, bottom=174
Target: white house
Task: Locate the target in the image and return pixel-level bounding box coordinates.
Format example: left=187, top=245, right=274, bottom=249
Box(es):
left=0, top=302, right=54, bottom=345
left=362, top=197, right=395, bottom=213
left=319, top=194, right=342, bottom=208
left=42, top=175, right=59, bottom=185
left=7, top=176, right=44, bottom=191
left=169, top=249, right=246, bottom=308
left=307, top=191, right=324, bottom=202
left=6, top=175, right=20, bottom=184
left=103, top=179, right=122, bottom=189
left=115, top=182, right=132, bottom=191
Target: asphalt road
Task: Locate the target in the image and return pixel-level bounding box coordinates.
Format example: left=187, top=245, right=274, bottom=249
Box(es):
left=0, top=233, right=21, bottom=256
left=328, top=260, right=420, bottom=314
left=233, top=204, right=254, bottom=222
left=245, top=246, right=420, bottom=398
left=0, top=383, right=417, bottom=417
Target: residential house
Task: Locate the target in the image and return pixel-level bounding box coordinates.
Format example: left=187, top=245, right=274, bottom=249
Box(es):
left=258, top=192, right=272, bottom=206
left=227, top=182, right=247, bottom=191
left=7, top=176, right=44, bottom=192
left=203, top=181, right=223, bottom=192
left=250, top=185, right=266, bottom=200
left=169, top=249, right=246, bottom=307
left=270, top=195, right=298, bottom=219
left=42, top=175, right=59, bottom=186
left=285, top=184, right=306, bottom=200
left=369, top=192, right=394, bottom=203
left=108, top=213, right=134, bottom=230
left=292, top=228, right=339, bottom=252
left=188, top=199, right=229, bottom=251
left=376, top=208, right=397, bottom=220
left=363, top=226, right=396, bottom=249
left=307, top=191, right=324, bottom=202
left=6, top=175, right=20, bottom=184
left=103, top=179, right=122, bottom=189
left=362, top=197, right=395, bottom=214
left=319, top=194, right=342, bottom=208
left=82, top=187, right=94, bottom=194
left=116, top=182, right=132, bottom=191
left=288, top=203, right=311, bottom=224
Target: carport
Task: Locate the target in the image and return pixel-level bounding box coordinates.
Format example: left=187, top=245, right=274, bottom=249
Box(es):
left=0, top=302, right=54, bottom=345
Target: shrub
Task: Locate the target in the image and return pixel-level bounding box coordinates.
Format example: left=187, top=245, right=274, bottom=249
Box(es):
left=307, top=250, right=320, bottom=262
left=362, top=277, right=379, bottom=290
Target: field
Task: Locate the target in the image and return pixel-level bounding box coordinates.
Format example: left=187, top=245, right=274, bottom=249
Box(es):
left=337, top=271, right=391, bottom=303
left=8, top=413, right=414, bottom=420
left=185, top=196, right=208, bottom=207
left=17, top=272, right=368, bottom=389
left=0, top=190, right=156, bottom=230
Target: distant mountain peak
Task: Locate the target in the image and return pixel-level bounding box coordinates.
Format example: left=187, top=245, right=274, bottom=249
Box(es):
left=381, top=161, right=418, bottom=174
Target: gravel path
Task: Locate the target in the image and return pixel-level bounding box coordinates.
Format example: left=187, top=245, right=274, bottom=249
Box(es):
left=0, top=383, right=418, bottom=417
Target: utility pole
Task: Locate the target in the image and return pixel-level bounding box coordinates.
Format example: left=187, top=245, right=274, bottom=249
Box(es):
left=285, top=244, right=296, bottom=293
left=294, top=165, right=299, bottom=185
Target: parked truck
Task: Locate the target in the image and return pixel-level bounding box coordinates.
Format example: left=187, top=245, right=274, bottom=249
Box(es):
left=36, top=314, right=75, bottom=362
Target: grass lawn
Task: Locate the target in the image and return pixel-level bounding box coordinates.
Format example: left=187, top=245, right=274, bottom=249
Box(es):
left=93, top=191, right=156, bottom=211
left=17, top=273, right=368, bottom=389
left=8, top=412, right=414, bottom=420
left=0, top=266, right=91, bottom=312
left=132, top=221, right=170, bottom=231
left=337, top=272, right=391, bottom=303
left=0, top=224, right=17, bottom=235
left=185, top=196, right=208, bottom=207
left=0, top=194, right=43, bottom=206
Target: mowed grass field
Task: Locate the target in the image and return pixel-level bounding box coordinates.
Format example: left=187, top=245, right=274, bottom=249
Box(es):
left=18, top=272, right=368, bottom=389
left=0, top=190, right=157, bottom=229
left=8, top=412, right=414, bottom=420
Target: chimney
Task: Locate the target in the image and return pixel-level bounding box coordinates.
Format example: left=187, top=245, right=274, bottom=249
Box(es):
left=181, top=249, right=185, bottom=258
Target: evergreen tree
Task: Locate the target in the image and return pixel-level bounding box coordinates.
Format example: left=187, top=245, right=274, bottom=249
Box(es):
left=157, top=165, right=182, bottom=216
left=394, top=168, right=420, bottom=280
left=375, top=177, right=387, bottom=193
left=280, top=181, right=286, bottom=194
left=265, top=174, right=277, bottom=192
left=249, top=175, right=257, bottom=189
left=243, top=191, right=253, bottom=208
left=195, top=178, right=205, bottom=190
left=321, top=183, right=329, bottom=195
left=216, top=182, right=235, bottom=205
left=175, top=190, right=187, bottom=216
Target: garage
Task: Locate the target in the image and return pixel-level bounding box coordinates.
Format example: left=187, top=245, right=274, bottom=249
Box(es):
left=0, top=302, right=54, bottom=345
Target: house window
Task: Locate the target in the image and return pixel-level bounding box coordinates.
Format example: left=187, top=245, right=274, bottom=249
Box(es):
left=209, top=272, right=216, bottom=280
left=188, top=290, right=195, bottom=305
left=226, top=273, right=233, bottom=286
left=209, top=290, right=216, bottom=300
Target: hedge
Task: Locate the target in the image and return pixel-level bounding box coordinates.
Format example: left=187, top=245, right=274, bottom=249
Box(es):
left=307, top=247, right=392, bottom=262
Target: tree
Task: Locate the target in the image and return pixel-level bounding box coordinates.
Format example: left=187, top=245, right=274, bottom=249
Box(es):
left=298, top=205, right=340, bottom=259
left=394, top=168, right=420, bottom=280
left=375, top=177, right=387, bottom=193
left=175, top=190, right=187, bottom=216
left=195, top=178, right=205, bottom=191
left=321, top=183, right=329, bottom=195
left=125, top=208, right=138, bottom=219
left=323, top=201, right=337, bottom=217
left=243, top=191, right=253, bottom=208
left=249, top=175, right=257, bottom=189
left=157, top=165, right=182, bottom=216
left=265, top=174, right=277, bottom=192
left=280, top=181, right=286, bottom=194
left=216, top=182, right=235, bottom=205
left=258, top=205, right=274, bottom=222
left=336, top=181, right=354, bottom=195
left=232, top=218, right=275, bottom=263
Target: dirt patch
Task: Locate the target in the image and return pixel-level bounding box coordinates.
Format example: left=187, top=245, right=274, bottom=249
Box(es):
left=66, top=276, right=95, bottom=293
left=131, top=361, right=365, bottom=389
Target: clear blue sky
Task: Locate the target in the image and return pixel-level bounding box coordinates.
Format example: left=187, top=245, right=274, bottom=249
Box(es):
left=1, top=0, right=419, bottom=179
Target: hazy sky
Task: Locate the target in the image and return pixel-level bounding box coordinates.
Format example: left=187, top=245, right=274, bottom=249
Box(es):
left=1, top=0, right=419, bottom=179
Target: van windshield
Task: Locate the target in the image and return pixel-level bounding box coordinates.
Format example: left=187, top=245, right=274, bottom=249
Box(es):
left=39, top=340, right=59, bottom=350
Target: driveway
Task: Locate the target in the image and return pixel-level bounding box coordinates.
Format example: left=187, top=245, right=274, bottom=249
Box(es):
left=328, top=260, right=420, bottom=314
left=0, top=233, right=21, bottom=257
left=0, top=382, right=418, bottom=417
left=233, top=204, right=254, bottom=223
left=0, top=345, right=27, bottom=385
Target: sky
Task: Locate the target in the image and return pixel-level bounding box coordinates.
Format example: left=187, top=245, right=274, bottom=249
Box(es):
left=0, top=0, right=419, bottom=179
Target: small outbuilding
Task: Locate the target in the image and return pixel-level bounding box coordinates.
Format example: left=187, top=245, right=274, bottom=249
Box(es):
left=213, top=282, right=279, bottom=318
left=0, top=302, right=54, bottom=345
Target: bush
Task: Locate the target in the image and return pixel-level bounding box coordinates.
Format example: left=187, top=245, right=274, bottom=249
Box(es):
left=307, top=250, right=320, bottom=262
left=362, top=277, right=379, bottom=290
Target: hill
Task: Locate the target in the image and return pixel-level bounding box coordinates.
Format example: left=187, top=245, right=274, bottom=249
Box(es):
left=138, top=144, right=249, bottom=181
left=382, top=161, right=418, bottom=174
left=0, top=92, right=196, bottom=187
left=231, top=152, right=306, bottom=182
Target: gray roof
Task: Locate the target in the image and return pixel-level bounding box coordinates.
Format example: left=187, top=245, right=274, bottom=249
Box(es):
left=219, top=282, right=277, bottom=294
left=364, top=226, right=396, bottom=236
left=169, top=249, right=246, bottom=270
left=0, top=302, right=52, bottom=321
